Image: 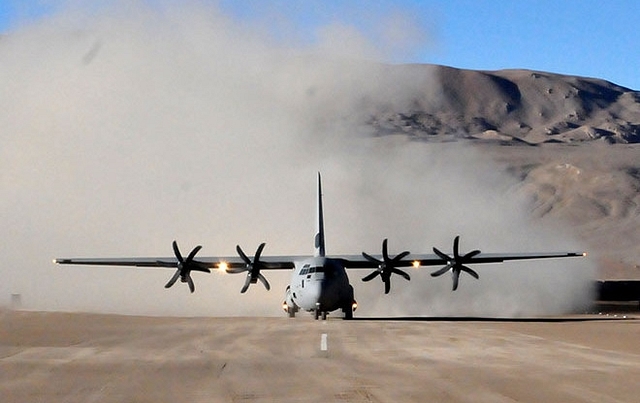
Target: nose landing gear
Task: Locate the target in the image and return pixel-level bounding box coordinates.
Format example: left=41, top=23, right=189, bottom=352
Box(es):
left=314, top=303, right=328, bottom=320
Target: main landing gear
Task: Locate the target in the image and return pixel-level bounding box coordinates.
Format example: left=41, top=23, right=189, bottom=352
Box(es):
left=282, top=300, right=299, bottom=318
left=342, top=305, right=353, bottom=320
left=313, top=301, right=356, bottom=320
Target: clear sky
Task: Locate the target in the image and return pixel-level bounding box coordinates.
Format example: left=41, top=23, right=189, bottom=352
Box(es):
left=1, top=0, right=639, bottom=90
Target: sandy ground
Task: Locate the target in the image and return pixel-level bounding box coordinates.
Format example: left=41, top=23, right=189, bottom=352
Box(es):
left=1, top=310, right=640, bottom=403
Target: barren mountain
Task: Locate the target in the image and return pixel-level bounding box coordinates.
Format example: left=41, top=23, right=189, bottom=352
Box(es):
left=368, top=64, right=640, bottom=279
left=371, top=64, right=640, bottom=144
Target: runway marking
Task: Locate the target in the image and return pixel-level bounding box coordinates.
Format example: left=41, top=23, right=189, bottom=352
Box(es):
left=320, top=333, right=328, bottom=351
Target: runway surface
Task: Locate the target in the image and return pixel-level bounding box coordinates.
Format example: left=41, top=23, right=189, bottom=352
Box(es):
left=2, top=310, right=640, bottom=402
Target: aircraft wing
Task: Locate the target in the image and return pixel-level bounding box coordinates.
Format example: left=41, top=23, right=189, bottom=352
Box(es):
left=54, top=251, right=584, bottom=270
left=334, top=251, right=586, bottom=269
left=335, top=249, right=585, bottom=293
left=53, top=256, right=297, bottom=270
left=54, top=250, right=298, bottom=294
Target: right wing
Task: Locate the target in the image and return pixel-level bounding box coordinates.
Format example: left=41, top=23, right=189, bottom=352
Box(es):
left=54, top=244, right=298, bottom=293
left=53, top=256, right=296, bottom=270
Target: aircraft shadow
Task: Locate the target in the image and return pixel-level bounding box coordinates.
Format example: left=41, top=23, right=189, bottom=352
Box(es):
left=351, top=315, right=637, bottom=323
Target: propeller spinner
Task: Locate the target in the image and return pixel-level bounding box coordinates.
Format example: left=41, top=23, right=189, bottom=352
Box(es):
left=361, top=238, right=411, bottom=294
left=431, top=235, right=480, bottom=291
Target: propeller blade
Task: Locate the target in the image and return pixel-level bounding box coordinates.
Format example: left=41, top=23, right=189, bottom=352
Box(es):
left=433, top=247, right=450, bottom=262
left=257, top=273, right=271, bottom=291
left=463, top=249, right=481, bottom=260
left=236, top=245, right=250, bottom=265
left=241, top=273, right=252, bottom=293
left=254, top=243, right=266, bottom=261
left=362, top=271, right=380, bottom=282
left=431, top=263, right=453, bottom=277
left=392, top=268, right=411, bottom=281
left=362, top=252, right=381, bottom=264
left=186, top=274, right=195, bottom=293
left=165, top=269, right=181, bottom=288
left=382, top=238, right=389, bottom=261
left=186, top=245, right=202, bottom=262
left=452, top=270, right=460, bottom=291
left=453, top=236, right=460, bottom=260
left=384, top=278, right=391, bottom=294
left=391, top=251, right=411, bottom=263
left=461, top=266, right=479, bottom=279
left=173, top=240, right=184, bottom=263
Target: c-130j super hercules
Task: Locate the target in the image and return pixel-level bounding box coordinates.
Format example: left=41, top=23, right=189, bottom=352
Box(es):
left=55, top=173, right=585, bottom=320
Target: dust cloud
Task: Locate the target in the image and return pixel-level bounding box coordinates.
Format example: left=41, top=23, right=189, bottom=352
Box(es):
left=0, top=2, right=594, bottom=317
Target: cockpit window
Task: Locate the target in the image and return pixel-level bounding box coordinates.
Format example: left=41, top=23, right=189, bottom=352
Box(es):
left=299, top=265, right=324, bottom=275
left=299, top=264, right=311, bottom=275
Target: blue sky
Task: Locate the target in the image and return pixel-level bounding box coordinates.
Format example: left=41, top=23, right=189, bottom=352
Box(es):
left=2, top=0, right=639, bottom=89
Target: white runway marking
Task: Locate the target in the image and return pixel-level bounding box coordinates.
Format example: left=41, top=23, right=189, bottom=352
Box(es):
left=320, top=333, right=328, bottom=351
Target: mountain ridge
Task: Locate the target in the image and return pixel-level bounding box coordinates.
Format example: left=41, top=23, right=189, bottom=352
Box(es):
left=369, top=64, right=640, bottom=145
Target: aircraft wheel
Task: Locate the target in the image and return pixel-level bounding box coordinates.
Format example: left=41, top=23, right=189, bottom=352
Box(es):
left=343, top=307, right=353, bottom=320
left=288, top=309, right=296, bottom=318
left=321, top=311, right=327, bottom=320
left=314, top=308, right=320, bottom=320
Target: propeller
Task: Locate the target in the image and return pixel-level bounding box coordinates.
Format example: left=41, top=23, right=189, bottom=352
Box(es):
left=431, top=235, right=480, bottom=291
left=164, top=241, right=210, bottom=293
left=232, top=243, right=271, bottom=293
left=361, top=238, right=411, bottom=294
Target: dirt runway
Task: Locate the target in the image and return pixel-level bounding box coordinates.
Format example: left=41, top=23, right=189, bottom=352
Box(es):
left=1, top=310, right=639, bottom=402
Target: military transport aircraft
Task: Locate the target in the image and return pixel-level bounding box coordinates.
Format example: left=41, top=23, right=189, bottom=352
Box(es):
left=55, top=173, right=585, bottom=320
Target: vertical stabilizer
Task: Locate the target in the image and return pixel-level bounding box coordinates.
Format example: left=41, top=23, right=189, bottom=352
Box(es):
left=315, top=172, right=326, bottom=257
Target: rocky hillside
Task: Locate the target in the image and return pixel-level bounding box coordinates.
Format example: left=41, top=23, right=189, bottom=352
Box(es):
left=371, top=64, right=640, bottom=144
left=368, top=64, right=640, bottom=279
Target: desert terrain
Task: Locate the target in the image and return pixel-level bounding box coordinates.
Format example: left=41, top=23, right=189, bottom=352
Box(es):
left=2, top=310, right=639, bottom=402
left=368, top=64, right=640, bottom=280
left=3, top=6, right=640, bottom=402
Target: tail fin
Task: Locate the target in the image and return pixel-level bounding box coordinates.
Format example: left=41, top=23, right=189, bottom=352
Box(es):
left=315, top=172, right=326, bottom=257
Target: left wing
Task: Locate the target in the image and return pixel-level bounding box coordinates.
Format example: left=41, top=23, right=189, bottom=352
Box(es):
left=336, top=236, right=585, bottom=292
left=334, top=251, right=586, bottom=268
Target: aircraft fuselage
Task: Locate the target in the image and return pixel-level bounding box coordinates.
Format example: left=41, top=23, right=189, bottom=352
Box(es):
left=284, top=256, right=355, bottom=318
